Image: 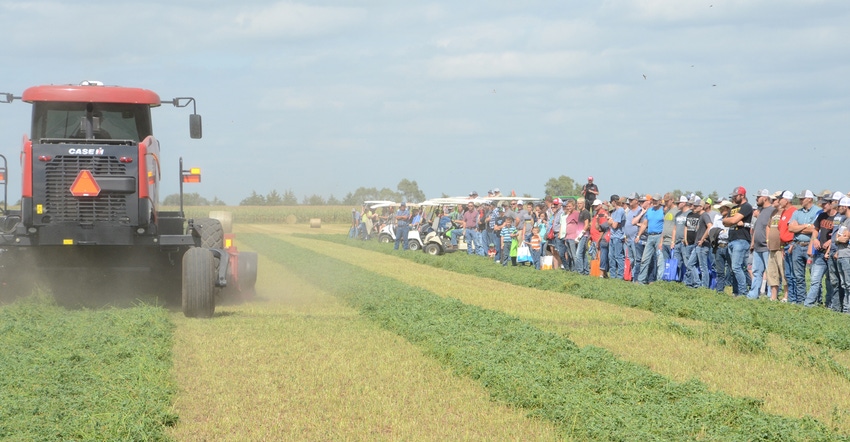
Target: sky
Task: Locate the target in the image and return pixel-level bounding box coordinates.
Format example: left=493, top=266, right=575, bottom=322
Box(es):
left=0, top=0, right=848, bottom=205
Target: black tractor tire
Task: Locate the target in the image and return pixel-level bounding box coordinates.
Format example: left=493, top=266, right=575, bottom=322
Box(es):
left=192, top=218, right=224, bottom=249
left=408, top=239, right=421, bottom=251
left=424, top=243, right=442, bottom=256
left=378, top=234, right=392, bottom=243
left=209, top=211, right=233, bottom=234
left=182, top=247, right=216, bottom=318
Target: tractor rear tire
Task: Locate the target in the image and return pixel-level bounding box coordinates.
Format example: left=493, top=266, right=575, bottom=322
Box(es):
left=424, top=243, right=442, bottom=255
left=193, top=218, right=224, bottom=249
left=182, top=247, right=216, bottom=318
left=209, top=211, right=233, bottom=234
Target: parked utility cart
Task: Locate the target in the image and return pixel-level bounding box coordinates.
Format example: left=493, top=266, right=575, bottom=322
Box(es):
left=0, top=81, right=257, bottom=317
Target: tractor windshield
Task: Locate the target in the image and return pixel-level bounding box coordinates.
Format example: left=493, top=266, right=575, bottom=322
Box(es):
left=32, top=102, right=152, bottom=142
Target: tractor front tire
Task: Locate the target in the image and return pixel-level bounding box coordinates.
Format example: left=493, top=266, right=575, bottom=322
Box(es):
left=183, top=247, right=216, bottom=318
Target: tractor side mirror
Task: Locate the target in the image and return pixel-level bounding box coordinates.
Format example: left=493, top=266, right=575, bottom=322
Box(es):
left=189, top=114, right=202, bottom=139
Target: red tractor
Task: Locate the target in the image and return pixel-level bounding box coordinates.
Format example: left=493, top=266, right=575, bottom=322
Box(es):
left=0, top=81, right=257, bottom=317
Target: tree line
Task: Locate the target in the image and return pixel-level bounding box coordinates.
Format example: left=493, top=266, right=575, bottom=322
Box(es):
left=161, top=175, right=720, bottom=206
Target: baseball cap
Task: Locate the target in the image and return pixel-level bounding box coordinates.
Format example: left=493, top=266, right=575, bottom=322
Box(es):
left=627, top=192, right=639, bottom=200
left=798, top=189, right=815, bottom=199
left=780, top=190, right=795, bottom=200
left=704, top=197, right=713, bottom=206
left=731, top=186, right=747, bottom=197
left=641, top=194, right=652, bottom=202
left=400, top=201, right=407, bottom=206
left=755, top=189, right=770, bottom=197
left=592, top=199, right=602, bottom=206
left=517, top=199, right=524, bottom=205
left=840, top=197, right=850, bottom=207
left=770, top=191, right=782, bottom=200
left=588, top=176, right=594, bottom=181
left=692, top=196, right=703, bottom=207
left=678, top=195, right=689, bottom=203
left=493, top=188, right=500, bottom=193
left=832, top=191, right=845, bottom=201
left=470, top=191, right=479, bottom=196
left=552, top=198, right=562, bottom=206
left=652, top=193, right=662, bottom=201
left=819, top=189, right=833, bottom=200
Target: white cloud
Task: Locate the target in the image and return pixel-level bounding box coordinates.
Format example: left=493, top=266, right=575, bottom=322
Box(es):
left=427, top=50, right=599, bottom=79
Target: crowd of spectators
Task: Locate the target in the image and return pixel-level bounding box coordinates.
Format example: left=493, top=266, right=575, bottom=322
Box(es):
left=351, top=177, right=850, bottom=311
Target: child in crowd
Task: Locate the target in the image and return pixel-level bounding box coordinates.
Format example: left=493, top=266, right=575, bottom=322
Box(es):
left=501, top=217, right=518, bottom=266
left=528, top=225, right=543, bottom=269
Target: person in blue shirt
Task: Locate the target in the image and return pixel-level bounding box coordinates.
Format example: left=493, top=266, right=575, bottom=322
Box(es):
left=637, top=194, right=665, bottom=284
left=787, top=190, right=819, bottom=304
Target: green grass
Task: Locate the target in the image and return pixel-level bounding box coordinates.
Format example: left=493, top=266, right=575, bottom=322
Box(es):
left=0, top=296, right=176, bottom=441
left=242, top=233, right=845, bottom=441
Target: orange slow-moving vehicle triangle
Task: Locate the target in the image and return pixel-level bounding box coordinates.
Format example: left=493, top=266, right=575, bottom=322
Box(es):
left=70, top=170, right=101, bottom=197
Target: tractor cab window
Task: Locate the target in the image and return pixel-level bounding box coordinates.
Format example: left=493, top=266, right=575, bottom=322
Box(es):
left=32, top=102, right=152, bottom=142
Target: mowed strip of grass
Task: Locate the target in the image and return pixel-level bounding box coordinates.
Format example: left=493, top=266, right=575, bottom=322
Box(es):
left=240, top=232, right=844, bottom=441
left=168, top=252, right=561, bottom=440
left=0, top=296, right=175, bottom=441
left=314, top=233, right=850, bottom=352
left=275, top=231, right=850, bottom=432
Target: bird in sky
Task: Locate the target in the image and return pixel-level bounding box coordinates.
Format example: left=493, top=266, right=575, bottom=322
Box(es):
left=642, top=74, right=647, bottom=80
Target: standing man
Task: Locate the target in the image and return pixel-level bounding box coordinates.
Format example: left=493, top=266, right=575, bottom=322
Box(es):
left=788, top=190, right=819, bottom=305
left=671, top=196, right=691, bottom=283
left=658, top=193, right=676, bottom=281
left=582, top=177, right=599, bottom=210
left=713, top=201, right=734, bottom=293
left=776, top=191, right=798, bottom=302
left=723, top=187, right=754, bottom=296
left=394, top=202, right=411, bottom=250
left=806, top=193, right=838, bottom=307
left=608, top=195, right=626, bottom=279
left=827, top=192, right=847, bottom=312
left=624, top=193, right=644, bottom=281
left=765, top=193, right=784, bottom=301
left=462, top=201, right=481, bottom=255
left=638, top=194, right=665, bottom=284
left=748, top=189, right=775, bottom=299
left=832, top=197, right=850, bottom=313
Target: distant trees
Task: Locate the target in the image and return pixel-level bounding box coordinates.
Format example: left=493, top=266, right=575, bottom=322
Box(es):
left=162, top=192, right=223, bottom=206
left=544, top=175, right=583, bottom=198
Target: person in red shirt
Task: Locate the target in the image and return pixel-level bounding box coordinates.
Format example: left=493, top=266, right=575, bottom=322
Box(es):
left=777, top=191, right=798, bottom=302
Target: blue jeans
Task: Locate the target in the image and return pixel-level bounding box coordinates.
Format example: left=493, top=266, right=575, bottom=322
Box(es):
left=827, top=257, right=845, bottom=312
left=838, top=257, right=850, bottom=313
left=673, top=242, right=694, bottom=286
left=687, top=245, right=711, bottom=288
left=531, top=247, right=541, bottom=269
left=790, top=243, right=809, bottom=305
left=714, top=245, right=732, bottom=293
left=576, top=236, right=590, bottom=275
left=394, top=224, right=410, bottom=250
left=805, top=254, right=829, bottom=307
left=638, top=234, right=662, bottom=283
left=554, top=237, right=567, bottom=269
left=747, top=251, right=768, bottom=299
left=784, top=244, right=798, bottom=303
left=609, top=239, right=625, bottom=279
left=657, top=244, right=671, bottom=282
left=464, top=229, right=481, bottom=255
left=450, top=229, right=463, bottom=247
left=626, top=239, right=643, bottom=282
left=728, top=239, right=750, bottom=296
left=564, top=239, right=578, bottom=271
left=501, top=240, right=514, bottom=266
left=599, top=241, right=609, bottom=273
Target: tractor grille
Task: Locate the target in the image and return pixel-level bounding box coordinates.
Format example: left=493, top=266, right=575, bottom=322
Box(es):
left=43, top=155, right=129, bottom=223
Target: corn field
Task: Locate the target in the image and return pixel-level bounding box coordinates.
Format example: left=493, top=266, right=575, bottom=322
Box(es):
left=163, top=206, right=356, bottom=224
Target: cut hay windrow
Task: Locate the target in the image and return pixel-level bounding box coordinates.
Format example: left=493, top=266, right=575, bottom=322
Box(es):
left=242, top=233, right=843, bottom=441
left=313, top=233, right=850, bottom=352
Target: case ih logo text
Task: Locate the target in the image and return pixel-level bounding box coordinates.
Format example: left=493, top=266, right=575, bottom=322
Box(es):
left=68, top=148, right=104, bottom=155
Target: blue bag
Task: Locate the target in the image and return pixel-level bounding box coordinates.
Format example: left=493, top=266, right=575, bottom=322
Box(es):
left=662, top=258, right=680, bottom=282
